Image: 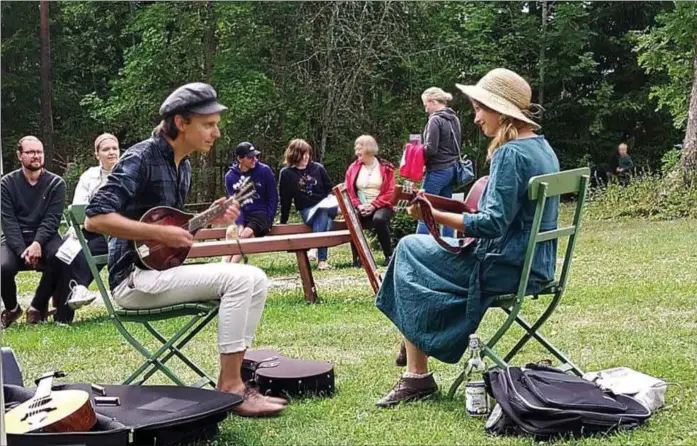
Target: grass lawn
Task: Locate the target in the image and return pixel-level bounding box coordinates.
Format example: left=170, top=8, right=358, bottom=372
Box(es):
left=2, top=215, right=696, bottom=445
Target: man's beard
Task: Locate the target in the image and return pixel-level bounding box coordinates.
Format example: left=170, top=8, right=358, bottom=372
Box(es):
left=22, top=161, right=44, bottom=172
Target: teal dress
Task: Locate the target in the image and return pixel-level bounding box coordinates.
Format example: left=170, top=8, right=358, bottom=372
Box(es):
left=376, top=136, right=560, bottom=364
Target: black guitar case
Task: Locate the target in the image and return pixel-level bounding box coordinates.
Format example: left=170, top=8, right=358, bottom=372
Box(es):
left=3, top=383, right=241, bottom=446
left=241, top=349, right=335, bottom=398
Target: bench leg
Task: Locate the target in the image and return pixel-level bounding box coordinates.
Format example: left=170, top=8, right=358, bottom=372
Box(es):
left=295, top=251, right=318, bottom=304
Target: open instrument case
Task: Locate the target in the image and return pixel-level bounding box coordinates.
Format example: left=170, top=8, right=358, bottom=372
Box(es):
left=2, top=347, right=241, bottom=446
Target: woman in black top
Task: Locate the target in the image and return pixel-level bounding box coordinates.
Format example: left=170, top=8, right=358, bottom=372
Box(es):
left=417, top=87, right=462, bottom=238
left=278, top=139, right=336, bottom=270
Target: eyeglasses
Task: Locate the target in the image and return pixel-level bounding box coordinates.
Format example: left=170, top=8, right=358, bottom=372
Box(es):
left=21, top=150, right=44, bottom=157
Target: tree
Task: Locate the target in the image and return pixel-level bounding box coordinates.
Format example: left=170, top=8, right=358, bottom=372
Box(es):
left=39, top=0, right=54, bottom=169
left=682, top=33, right=697, bottom=174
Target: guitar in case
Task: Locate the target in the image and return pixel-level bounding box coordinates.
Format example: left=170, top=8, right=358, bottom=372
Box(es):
left=241, top=350, right=335, bottom=399
left=4, top=371, right=96, bottom=435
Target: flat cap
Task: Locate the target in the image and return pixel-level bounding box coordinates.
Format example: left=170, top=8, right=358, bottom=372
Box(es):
left=159, top=82, right=228, bottom=118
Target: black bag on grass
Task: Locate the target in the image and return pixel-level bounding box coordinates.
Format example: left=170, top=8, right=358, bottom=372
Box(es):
left=484, top=364, right=652, bottom=438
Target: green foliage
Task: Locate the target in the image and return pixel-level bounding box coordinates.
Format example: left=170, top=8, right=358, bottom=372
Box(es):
left=388, top=174, right=418, bottom=245
left=635, top=2, right=697, bottom=130
left=389, top=208, right=417, bottom=247
left=660, top=148, right=683, bottom=174
left=587, top=169, right=697, bottom=221
left=0, top=1, right=689, bottom=192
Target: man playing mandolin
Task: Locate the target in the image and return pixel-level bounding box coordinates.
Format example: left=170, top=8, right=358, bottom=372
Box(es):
left=85, top=83, right=285, bottom=417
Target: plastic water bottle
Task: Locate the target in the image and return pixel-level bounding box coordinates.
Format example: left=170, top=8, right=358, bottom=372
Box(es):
left=465, top=334, right=489, bottom=416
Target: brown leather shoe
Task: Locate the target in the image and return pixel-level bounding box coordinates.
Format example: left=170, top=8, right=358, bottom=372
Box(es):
left=395, top=341, right=407, bottom=367
left=1, top=305, right=23, bottom=329
left=245, top=385, right=288, bottom=406
left=376, top=374, right=438, bottom=408
left=232, top=387, right=286, bottom=417
left=25, top=307, right=46, bottom=325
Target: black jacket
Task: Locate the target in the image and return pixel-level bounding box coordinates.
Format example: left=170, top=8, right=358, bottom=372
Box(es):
left=278, top=162, right=333, bottom=224
left=423, top=107, right=461, bottom=171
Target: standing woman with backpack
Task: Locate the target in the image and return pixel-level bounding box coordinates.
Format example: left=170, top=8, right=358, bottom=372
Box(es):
left=417, top=87, right=462, bottom=238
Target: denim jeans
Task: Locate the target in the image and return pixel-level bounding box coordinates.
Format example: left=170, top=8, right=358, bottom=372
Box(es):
left=300, top=206, right=338, bottom=261
left=416, top=164, right=456, bottom=238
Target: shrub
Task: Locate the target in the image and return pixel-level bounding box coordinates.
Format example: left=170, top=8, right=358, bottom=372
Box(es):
left=586, top=167, right=697, bottom=221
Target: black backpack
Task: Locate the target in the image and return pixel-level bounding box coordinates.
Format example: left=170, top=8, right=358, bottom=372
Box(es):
left=484, top=364, right=652, bottom=438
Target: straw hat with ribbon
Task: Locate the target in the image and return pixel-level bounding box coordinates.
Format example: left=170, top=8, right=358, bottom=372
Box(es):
left=456, top=68, right=542, bottom=130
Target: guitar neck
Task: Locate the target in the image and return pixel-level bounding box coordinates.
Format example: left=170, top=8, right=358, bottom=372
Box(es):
left=188, top=196, right=235, bottom=232
left=393, top=186, right=477, bottom=214
left=35, top=378, right=53, bottom=400
left=187, top=181, right=255, bottom=232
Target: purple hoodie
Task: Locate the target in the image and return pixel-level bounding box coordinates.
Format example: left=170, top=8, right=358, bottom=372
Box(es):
left=224, top=161, right=278, bottom=226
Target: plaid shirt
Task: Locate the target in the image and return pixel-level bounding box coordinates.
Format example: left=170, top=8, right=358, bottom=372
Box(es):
left=86, top=134, right=191, bottom=290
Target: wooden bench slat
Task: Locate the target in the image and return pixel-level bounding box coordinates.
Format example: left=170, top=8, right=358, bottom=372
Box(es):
left=188, top=230, right=352, bottom=258
left=193, top=220, right=367, bottom=240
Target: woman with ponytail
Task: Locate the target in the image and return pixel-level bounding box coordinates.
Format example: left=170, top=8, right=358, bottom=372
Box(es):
left=375, top=68, right=560, bottom=408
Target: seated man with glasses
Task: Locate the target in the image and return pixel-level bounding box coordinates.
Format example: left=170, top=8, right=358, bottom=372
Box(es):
left=222, top=142, right=278, bottom=264
left=1, top=136, right=66, bottom=328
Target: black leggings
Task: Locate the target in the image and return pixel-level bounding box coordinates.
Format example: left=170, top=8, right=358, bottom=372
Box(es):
left=352, top=207, right=394, bottom=260
left=31, top=232, right=108, bottom=323
left=1, top=234, right=63, bottom=311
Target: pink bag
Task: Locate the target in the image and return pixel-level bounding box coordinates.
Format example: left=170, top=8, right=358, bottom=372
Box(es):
left=399, top=141, right=426, bottom=181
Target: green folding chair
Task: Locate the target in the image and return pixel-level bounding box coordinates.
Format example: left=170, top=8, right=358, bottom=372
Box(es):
left=66, top=205, right=220, bottom=388
left=449, top=167, right=590, bottom=397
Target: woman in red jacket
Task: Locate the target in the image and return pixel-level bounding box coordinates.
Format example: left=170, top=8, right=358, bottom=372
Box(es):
left=344, top=135, right=396, bottom=266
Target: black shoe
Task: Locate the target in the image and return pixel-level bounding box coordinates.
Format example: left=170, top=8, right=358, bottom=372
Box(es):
left=352, top=259, right=362, bottom=268
left=376, top=374, right=438, bottom=408
left=383, top=255, right=392, bottom=267
left=395, top=341, right=407, bottom=367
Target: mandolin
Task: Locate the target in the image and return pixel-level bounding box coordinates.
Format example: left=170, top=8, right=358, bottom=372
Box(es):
left=391, top=176, right=488, bottom=253
left=134, top=177, right=256, bottom=270
left=4, top=371, right=96, bottom=435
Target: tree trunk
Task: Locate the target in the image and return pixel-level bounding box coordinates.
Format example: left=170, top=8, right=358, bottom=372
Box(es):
left=197, top=0, right=218, bottom=203
left=681, top=32, right=697, bottom=178
left=538, top=0, right=547, bottom=119
left=39, top=0, right=54, bottom=170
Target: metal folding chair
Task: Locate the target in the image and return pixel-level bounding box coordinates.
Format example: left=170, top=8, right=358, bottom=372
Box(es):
left=449, top=167, right=591, bottom=397
left=67, top=205, right=219, bottom=388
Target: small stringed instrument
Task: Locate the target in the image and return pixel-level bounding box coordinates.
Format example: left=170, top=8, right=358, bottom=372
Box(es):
left=4, top=371, right=97, bottom=434
left=391, top=176, right=489, bottom=253
left=134, top=177, right=256, bottom=270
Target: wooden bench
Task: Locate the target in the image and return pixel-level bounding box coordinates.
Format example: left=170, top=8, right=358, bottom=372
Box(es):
left=189, top=220, right=373, bottom=304
left=193, top=220, right=364, bottom=240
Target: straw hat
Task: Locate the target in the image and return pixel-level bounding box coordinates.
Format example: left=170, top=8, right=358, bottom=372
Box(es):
left=456, top=68, right=541, bottom=130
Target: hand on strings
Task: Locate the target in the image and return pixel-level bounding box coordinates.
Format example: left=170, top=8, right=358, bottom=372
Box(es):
left=156, top=225, right=194, bottom=248
left=406, top=203, right=424, bottom=221
left=210, top=197, right=240, bottom=225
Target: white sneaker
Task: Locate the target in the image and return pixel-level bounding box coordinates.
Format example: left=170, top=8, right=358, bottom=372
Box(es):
left=67, top=281, right=98, bottom=310
left=307, top=249, right=318, bottom=262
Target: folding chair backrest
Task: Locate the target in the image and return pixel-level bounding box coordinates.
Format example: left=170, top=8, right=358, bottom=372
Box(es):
left=516, top=167, right=590, bottom=299
left=66, top=205, right=118, bottom=316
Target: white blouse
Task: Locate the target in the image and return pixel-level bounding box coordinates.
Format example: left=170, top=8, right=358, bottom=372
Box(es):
left=72, top=166, right=110, bottom=205
left=355, top=161, right=383, bottom=204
